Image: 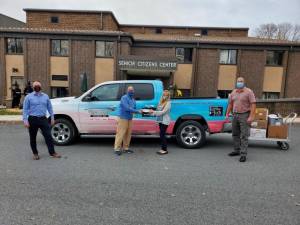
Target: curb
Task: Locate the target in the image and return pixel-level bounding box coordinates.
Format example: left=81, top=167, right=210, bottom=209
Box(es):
left=0, top=121, right=23, bottom=125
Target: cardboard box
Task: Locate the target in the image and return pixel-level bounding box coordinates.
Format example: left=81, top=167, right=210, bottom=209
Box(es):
left=251, top=120, right=268, bottom=129
left=267, top=125, right=288, bottom=139
left=250, top=128, right=267, bottom=138
left=254, top=108, right=269, bottom=121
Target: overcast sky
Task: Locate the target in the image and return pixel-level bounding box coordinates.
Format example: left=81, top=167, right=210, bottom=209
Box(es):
left=1, top=0, right=300, bottom=35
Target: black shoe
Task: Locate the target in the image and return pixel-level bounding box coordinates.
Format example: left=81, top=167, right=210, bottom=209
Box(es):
left=228, top=151, right=240, bottom=157
left=115, top=150, right=122, bottom=156
left=124, top=149, right=134, bottom=154
left=239, top=156, right=247, bottom=162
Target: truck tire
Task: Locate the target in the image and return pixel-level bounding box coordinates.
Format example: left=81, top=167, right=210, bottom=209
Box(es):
left=176, top=120, right=206, bottom=149
left=51, top=118, right=77, bottom=146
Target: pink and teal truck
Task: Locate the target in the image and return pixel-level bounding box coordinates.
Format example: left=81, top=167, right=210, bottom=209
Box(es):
left=50, top=80, right=231, bottom=148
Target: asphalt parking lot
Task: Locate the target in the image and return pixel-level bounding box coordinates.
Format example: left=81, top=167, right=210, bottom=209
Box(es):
left=0, top=125, right=299, bottom=225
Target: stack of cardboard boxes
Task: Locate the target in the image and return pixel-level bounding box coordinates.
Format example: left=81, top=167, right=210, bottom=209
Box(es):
left=250, top=108, right=288, bottom=139
left=250, top=108, right=268, bottom=138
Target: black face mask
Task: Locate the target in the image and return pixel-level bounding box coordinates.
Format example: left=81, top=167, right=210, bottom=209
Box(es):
left=34, top=86, right=41, bottom=92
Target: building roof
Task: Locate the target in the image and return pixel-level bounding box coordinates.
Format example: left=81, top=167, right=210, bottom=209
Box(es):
left=0, top=13, right=25, bottom=28
left=121, top=24, right=249, bottom=31
left=132, top=34, right=300, bottom=46
left=0, top=27, right=127, bottom=36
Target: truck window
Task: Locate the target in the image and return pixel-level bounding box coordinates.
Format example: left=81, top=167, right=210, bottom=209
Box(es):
left=125, top=83, right=154, bottom=100
left=90, top=84, right=120, bottom=101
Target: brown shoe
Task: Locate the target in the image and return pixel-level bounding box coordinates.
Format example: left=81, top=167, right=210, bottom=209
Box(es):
left=33, top=154, right=40, bottom=160
left=50, top=153, right=61, bottom=158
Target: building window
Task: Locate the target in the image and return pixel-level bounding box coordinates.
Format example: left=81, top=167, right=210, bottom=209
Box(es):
left=266, top=51, right=283, bottom=66
left=51, top=87, right=69, bottom=98
left=218, top=90, right=231, bottom=99
left=51, top=40, right=69, bottom=56
left=176, top=48, right=193, bottom=63
left=155, top=28, right=162, bottom=34
left=50, top=16, right=59, bottom=23
left=96, top=41, right=114, bottom=57
left=262, top=92, right=280, bottom=99
left=219, top=50, right=237, bottom=65
left=201, top=29, right=208, bottom=36
left=52, top=75, right=68, bottom=81
left=6, top=38, right=23, bottom=54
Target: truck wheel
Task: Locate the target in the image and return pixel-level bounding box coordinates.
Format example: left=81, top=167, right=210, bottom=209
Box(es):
left=51, top=118, right=77, bottom=146
left=176, top=120, right=206, bottom=149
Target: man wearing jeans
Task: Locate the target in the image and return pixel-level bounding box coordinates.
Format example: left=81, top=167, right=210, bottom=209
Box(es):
left=226, top=77, right=256, bottom=162
left=23, top=81, right=61, bottom=160
left=114, top=86, right=141, bottom=155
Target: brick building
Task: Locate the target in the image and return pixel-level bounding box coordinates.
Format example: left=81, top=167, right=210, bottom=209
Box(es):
left=0, top=8, right=300, bottom=106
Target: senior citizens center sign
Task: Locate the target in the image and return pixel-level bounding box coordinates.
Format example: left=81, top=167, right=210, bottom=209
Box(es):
left=118, top=58, right=177, bottom=71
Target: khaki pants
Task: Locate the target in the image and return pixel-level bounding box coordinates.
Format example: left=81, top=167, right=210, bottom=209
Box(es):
left=114, top=118, right=133, bottom=151
left=232, top=112, right=250, bottom=156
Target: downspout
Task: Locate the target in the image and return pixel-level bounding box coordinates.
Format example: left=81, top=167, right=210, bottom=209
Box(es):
left=283, top=46, right=292, bottom=98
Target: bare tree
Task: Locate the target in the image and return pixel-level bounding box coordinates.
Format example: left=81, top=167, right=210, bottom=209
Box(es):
left=254, top=23, right=277, bottom=39
left=254, top=23, right=300, bottom=41
left=290, top=24, right=300, bottom=41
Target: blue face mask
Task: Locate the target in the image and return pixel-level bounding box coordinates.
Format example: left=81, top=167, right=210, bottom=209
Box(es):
left=236, top=82, right=245, bottom=89
left=128, top=91, right=134, bottom=97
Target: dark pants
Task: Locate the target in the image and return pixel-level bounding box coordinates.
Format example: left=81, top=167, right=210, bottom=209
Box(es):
left=159, top=123, right=168, bottom=151
left=28, top=116, right=55, bottom=155
left=232, top=112, right=250, bottom=156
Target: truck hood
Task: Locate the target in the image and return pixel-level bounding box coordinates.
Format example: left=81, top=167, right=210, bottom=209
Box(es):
left=51, top=96, right=77, bottom=104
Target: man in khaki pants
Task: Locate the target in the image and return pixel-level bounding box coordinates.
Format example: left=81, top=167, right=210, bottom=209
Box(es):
left=114, top=86, right=141, bottom=155
left=226, top=77, right=256, bottom=162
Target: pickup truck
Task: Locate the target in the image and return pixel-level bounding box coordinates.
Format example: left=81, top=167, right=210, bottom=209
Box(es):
left=50, top=80, right=231, bottom=148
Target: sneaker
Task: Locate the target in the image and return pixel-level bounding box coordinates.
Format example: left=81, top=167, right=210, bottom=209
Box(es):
left=124, top=149, right=134, bottom=154
left=239, top=156, right=247, bottom=162
left=50, top=153, right=61, bottom=158
left=228, top=151, right=240, bottom=157
left=33, top=154, right=40, bottom=160
left=115, top=150, right=122, bottom=156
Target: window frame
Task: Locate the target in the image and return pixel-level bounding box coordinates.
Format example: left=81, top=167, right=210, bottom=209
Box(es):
left=175, top=48, right=193, bottom=63
left=50, top=16, right=59, bottom=24
left=6, top=38, right=24, bottom=55
left=84, top=83, right=122, bottom=102
left=123, top=83, right=155, bottom=101
left=217, top=90, right=232, bottom=99
left=266, top=51, right=284, bottom=66
left=95, top=41, right=114, bottom=58
left=262, top=92, right=280, bottom=100
left=219, top=49, right=237, bottom=65
left=51, top=39, right=69, bottom=57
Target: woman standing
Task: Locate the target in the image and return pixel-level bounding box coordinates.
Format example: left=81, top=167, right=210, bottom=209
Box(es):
left=150, top=90, right=171, bottom=155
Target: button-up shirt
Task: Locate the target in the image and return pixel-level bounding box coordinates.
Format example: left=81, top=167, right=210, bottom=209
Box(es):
left=229, top=87, right=256, bottom=113
left=23, top=92, right=54, bottom=123
left=118, top=94, right=139, bottom=120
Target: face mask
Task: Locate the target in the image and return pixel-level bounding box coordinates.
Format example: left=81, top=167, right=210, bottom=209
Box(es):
left=128, top=91, right=134, bottom=97
left=236, top=82, right=245, bottom=89
left=34, top=86, right=41, bottom=92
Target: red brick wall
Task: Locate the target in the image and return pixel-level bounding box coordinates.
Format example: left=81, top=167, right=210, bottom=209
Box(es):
left=0, top=38, right=5, bottom=104
left=285, top=51, right=300, bottom=98
left=71, top=40, right=95, bottom=97
left=131, top=46, right=175, bottom=58
left=120, top=26, right=248, bottom=37
left=26, top=12, right=103, bottom=30
left=193, top=49, right=219, bottom=97
left=26, top=39, right=50, bottom=94
left=239, top=50, right=265, bottom=98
